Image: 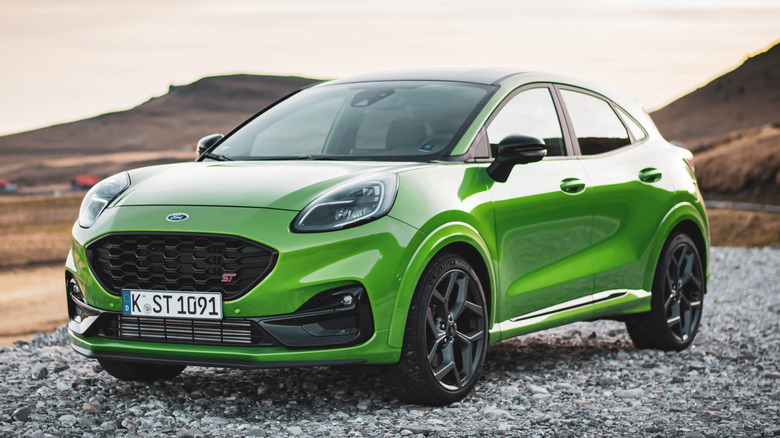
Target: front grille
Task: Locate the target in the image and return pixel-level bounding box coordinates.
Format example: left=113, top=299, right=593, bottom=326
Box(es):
left=87, top=233, right=277, bottom=301
left=99, top=314, right=278, bottom=346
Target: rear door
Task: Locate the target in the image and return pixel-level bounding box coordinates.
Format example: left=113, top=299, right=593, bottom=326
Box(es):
left=556, top=86, right=675, bottom=296
left=485, top=85, right=595, bottom=324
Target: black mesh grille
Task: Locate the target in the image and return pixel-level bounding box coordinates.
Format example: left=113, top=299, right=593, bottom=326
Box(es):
left=87, top=233, right=276, bottom=301
left=99, top=314, right=278, bottom=346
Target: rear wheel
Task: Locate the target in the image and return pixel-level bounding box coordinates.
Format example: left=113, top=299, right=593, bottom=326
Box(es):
left=98, top=358, right=185, bottom=381
left=386, top=253, right=488, bottom=405
left=626, top=233, right=704, bottom=351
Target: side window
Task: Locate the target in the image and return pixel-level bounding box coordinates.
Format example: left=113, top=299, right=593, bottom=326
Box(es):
left=617, top=107, right=647, bottom=142
left=486, top=87, right=565, bottom=157
left=560, top=89, right=630, bottom=155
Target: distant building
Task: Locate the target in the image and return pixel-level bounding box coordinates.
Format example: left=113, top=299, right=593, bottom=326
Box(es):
left=0, top=179, right=18, bottom=192
left=72, top=174, right=101, bottom=191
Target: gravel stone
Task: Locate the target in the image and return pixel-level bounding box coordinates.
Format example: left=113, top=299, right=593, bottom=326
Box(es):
left=178, top=428, right=205, bottom=438
left=30, top=364, right=47, bottom=380
left=613, top=388, right=645, bottom=399
left=528, top=384, right=549, bottom=395
left=0, top=248, right=777, bottom=437
left=12, top=406, right=31, bottom=422
left=482, top=406, right=510, bottom=418
left=57, top=414, right=77, bottom=424
left=531, top=393, right=552, bottom=401
left=82, top=402, right=102, bottom=414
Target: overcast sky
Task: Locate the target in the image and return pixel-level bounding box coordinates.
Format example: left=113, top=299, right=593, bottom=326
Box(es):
left=0, top=0, right=777, bottom=136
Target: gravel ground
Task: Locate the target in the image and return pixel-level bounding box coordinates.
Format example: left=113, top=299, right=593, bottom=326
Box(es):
left=1, top=247, right=778, bottom=437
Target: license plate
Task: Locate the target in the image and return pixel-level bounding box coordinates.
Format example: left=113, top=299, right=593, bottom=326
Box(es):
left=121, top=290, right=223, bottom=320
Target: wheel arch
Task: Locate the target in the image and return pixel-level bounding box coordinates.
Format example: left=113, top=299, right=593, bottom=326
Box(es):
left=644, top=202, right=709, bottom=293
left=387, top=222, right=496, bottom=348
left=669, top=219, right=708, bottom=279
left=439, top=241, right=493, bottom=323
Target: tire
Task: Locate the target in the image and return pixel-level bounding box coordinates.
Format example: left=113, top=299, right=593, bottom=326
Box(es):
left=385, top=252, right=488, bottom=405
left=98, top=358, right=185, bottom=381
left=626, top=233, right=705, bottom=351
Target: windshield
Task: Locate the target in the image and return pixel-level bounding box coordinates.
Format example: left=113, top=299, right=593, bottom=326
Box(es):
left=210, top=81, right=494, bottom=161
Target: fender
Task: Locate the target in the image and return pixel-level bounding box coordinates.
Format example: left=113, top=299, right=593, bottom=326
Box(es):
left=641, top=201, right=709, bottom=292
left=386, top=221, right=496, bottom=348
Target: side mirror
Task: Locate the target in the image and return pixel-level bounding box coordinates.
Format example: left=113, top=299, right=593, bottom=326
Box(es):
left=487, top=134, right=547, bottom=182
left=197, top=134, right=224, bottom=156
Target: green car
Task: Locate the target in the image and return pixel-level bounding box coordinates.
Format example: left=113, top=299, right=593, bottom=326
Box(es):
left=67, top=70, right=708, bottom=405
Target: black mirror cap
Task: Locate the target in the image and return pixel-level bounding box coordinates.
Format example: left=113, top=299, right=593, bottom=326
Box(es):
left=197, top=134, right=224, bottom=156
left=487, top=134, right=547, bottom=182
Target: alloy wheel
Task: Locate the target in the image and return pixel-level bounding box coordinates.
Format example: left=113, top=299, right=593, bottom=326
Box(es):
left=662, top=242, right=704, bottom=342
left=424, top=269, right=486, bottom=391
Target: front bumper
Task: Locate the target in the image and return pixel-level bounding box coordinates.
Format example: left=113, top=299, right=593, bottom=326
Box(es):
left=66, top=205, right=421, bottom=367
left=68, top=279, right=401, bottom=366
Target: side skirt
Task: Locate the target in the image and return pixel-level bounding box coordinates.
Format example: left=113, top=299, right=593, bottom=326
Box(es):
left=490, top=289, right=651, bottom=343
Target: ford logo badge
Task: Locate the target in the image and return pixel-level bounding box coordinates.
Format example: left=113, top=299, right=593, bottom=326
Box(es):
left=166, top=213, right=189, bottom=222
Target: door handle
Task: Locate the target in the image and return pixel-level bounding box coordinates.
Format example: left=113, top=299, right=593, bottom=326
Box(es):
left=639, top=167, right=662, bottom=183
left=560, top=178, right=586, bottom=194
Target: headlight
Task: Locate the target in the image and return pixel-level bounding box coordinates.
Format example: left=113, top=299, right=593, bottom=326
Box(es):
left=292, top=173, right=398, bottom=232
left=78, top=172, right=130, bottom=228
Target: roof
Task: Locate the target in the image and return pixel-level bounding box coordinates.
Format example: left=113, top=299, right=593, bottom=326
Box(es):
left=324, top=68, right=522, bottom=86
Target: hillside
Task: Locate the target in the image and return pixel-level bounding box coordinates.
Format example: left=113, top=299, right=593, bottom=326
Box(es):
left=692, top=123, right=780, bottom=205
left=0, top=74, right=320, bottom=155
left=0, top=74, right=320, bottom=190
left=651, top=42, right=780, bottom=149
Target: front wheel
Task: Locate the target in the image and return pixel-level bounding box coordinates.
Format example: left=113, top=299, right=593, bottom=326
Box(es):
left=385, top=253, right=488, bottom=405
left=626, top=233, right=705, bottom=351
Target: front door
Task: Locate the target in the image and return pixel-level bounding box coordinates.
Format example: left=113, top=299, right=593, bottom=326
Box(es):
left=485, top=86, right=595, bottom=325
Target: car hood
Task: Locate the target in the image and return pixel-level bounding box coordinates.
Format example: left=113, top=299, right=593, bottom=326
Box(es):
left=116, top=161, right=427, bottom=211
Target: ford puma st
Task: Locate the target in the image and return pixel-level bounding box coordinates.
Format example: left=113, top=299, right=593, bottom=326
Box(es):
left=66, top=70, right=709, bottom=405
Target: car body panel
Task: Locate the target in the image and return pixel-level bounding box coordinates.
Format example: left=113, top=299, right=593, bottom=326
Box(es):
left=496, top=288, right=653, bottom=340
left=114, top=161, right=425, bottom=210
left=487, top=158, right=594, bottom=322
left=70, top=328, right=400, bottom=365
left=581, top=140, right=678, bottom=295
left=70, top=202, right=419, bottom=326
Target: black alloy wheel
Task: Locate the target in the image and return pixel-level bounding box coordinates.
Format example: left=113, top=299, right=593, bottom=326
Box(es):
left=386, top=253, right=488, bottom=405
left=663, top=240, right=704, bottom=342
left=627, top=233, right=705, bottom=351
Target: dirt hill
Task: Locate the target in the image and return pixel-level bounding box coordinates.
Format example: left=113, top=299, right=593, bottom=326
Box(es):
left=0, top=74, right=320, bottom=155
left=0, top=74, right=320, bottom=191
left=651, top=42, right=780, bottom=149
left=692, top=123, right=780, bottom=205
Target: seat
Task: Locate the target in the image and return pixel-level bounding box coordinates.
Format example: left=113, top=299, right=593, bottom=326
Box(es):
left=385, top=116, right=427, bottom=154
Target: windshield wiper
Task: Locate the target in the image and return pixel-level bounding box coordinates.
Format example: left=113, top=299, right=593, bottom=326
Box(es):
left=244, top=155, right=346, bottom=161
left=201, top=152, right=232, bottom=161
left=245, top=155, right=315, bottom=161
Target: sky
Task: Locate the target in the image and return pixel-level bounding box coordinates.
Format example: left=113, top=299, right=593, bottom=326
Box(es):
left=0, top=0, right=778, bottom=136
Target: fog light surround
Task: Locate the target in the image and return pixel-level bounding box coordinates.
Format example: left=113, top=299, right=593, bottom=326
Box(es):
left=256, top=286, right=374, bottom=348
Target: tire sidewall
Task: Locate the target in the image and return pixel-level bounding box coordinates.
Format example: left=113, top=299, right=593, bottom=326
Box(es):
left=651, top=233, right=704, bottom=350
left=407, top=253, right=489, bottom=403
